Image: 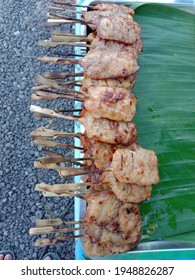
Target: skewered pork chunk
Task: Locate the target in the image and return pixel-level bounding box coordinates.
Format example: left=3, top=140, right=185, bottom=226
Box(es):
left=84, top=191, right=120, bottom=226
left=83, top=190, right=142, bottom=256
left=80, top=135, right=115, bottom=169
left=83, top=236, right=136, bottom=257
left=93, top=4, right=134, bottom=15
left=86, top=222, right=141, bottom=248
left=83, top=11, right=141, bottom=44
left=82, top=74, right=136, bottom=91
left=90, top=35, right=143, bottom=58
left=81, top=49, right=139, bottom=79
left=84, top=86, right=137, bottom=122
left=100, top=171, right=152, bottom=203
left=85, top=191, right=141, bottom=238
left=80, top=111, right=137, bottom=146
left=111, top=148, right=160, bottom=186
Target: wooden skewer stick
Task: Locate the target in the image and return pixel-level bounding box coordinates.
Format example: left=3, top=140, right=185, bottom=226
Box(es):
left=38, top=39, right=92, bottom=48
left=52, top=30, right=86, bottom=38
left=35, top=182, right=90, bottom=194
left=53, top=1, right=90, bottom=9
left=34, top=139, right=83, bottom=151
left=36, top=189, right=88, bottom=198
left=36, top=156, right=89, bottom=165
left=33, top=75, right=84, bottom=96
left=43, top=71, right=84, bottom=79
left=34, top=161, right=106, bottom=178
left=50, top=52, right=84, bottom=58
left=29, top=226, right=86, bottom=235
left=48, top=6, right=84, bottom=14
left=51, top=34, right=87, bottom=42
left=31, top=91, right=84, bottom=102
left=30, top=127, right=83, bottom=139
left=42, top=149, right=89, bottom=159
left=35, top=234, right=87, bottom=246
left=42, top=191, right=87, bottom=199
left=47, top=12, right=85, bottom=24
left=35, top=218, right=86, bottom=227
left=32, top=87, right=84, bottom=100
left=30, top=105, right=79, bottom=121
left=37, top=56, right=81, bottom=65
left=47, top=18, right=84, bottom=26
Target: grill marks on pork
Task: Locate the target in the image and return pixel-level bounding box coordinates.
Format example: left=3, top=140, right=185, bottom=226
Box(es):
left=83, top=12, right=141, bottom=45
left=83, top=190, right=142, bottom=257
left=90, top=35, right=143, bottom=58
left=82, top=74, right=136, bottom=91
left=80, top=111, right=137, bottom=145
left=81, top=50, right=139, bottom=79
left=84, top=86, right=137, bottom=122
left=111, top=148, right=160, bottom=186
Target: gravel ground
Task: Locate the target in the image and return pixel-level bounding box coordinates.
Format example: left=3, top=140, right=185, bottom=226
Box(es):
left=0, top=0, right=78, bottom=260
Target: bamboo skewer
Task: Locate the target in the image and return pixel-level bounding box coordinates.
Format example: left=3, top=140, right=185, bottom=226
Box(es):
left=38, top=39, right=92, bottom=48
left=51, top=34, right=87, bottom=43
left=35, top=234, right=87, bottom=246
left=34, top=139, right=83, bottom=151
left=47, top=12, right=86, bottom=24
left=30, top=226, right=86, bottom=235
left=42, top=191, right=87, bottom=199
left=52, top=30, right=87, bottom=39
left=35, top=182, right=90, bottom=194
left=38, top=56, right=81, bottom=65
left=43, top=71, right=84, bottom=79
left=33, top=75, right=85, bottom=95
left=48, top=6, right=84, bottom=15
left=32, top=89, right=84, bottom=102
left=53, top=1, right=90, bottom=9
left=31, top=91, right=83, bottom=102
left=36, top=156, right=90, bottom=165
left=50, top=52, right=84, bottom=58
left=35, top=218, right=86, bottom=227
left=30, top=105, right=80, bottom=120
left=30, top=127, right=83, bottom=139
left=34, top=161, right=106, bottom=177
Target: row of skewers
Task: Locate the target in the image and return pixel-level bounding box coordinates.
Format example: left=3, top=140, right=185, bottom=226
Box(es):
left=29, top=1, right=160, bottom=257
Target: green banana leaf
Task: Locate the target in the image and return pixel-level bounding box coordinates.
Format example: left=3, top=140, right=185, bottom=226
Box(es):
left=133, top=4, right=195, bottom=242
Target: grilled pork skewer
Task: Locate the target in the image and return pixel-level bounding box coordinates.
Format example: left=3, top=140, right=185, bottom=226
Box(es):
left=53, top=2, right=135, bottom=15
left=48, top=8, right=140, bottom=45
left=111, top=148, right=160, bottom=186
left=33, top=72, right=136, bottom=94
left=30, top=190, right=141, bottom=256
left=32, top=83, right=137, bottom=122
left=44, top=31, right=143, bottom=59
left=38, top=49, right=139, bottom=79
left=84, top=86, right=137, bottom=122
left=40, top=32, right=143, bottom=60
left=39, top=72, right=136, bottom=90
left=30, top=106, right=138, bottom=146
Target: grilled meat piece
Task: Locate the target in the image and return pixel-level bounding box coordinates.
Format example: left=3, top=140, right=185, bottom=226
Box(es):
left=85, top=191, right=141, bottom=238
left=93, top=4, right=134, bottom=15
left=90, top=35, right=143, bottom=58
left=84, top=86, right=137, bottom=122
left=111, top=148, right=160, bottom=185
left=81, top=49, right=139, bottom=79
left=83, top=237, right=135, bottom=257
left=80, top=135, right=115, bottom=169
left=82, top=74, right=136, bottom=91
left=83, top=190, right=142, bottom=256
left=84, top=191, right=120, bottom=226
left=100, top=171, right=152, bottom=203
left=80, top=111, right=137, bottom=146
left=83, top=11, right=141, bottom=44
